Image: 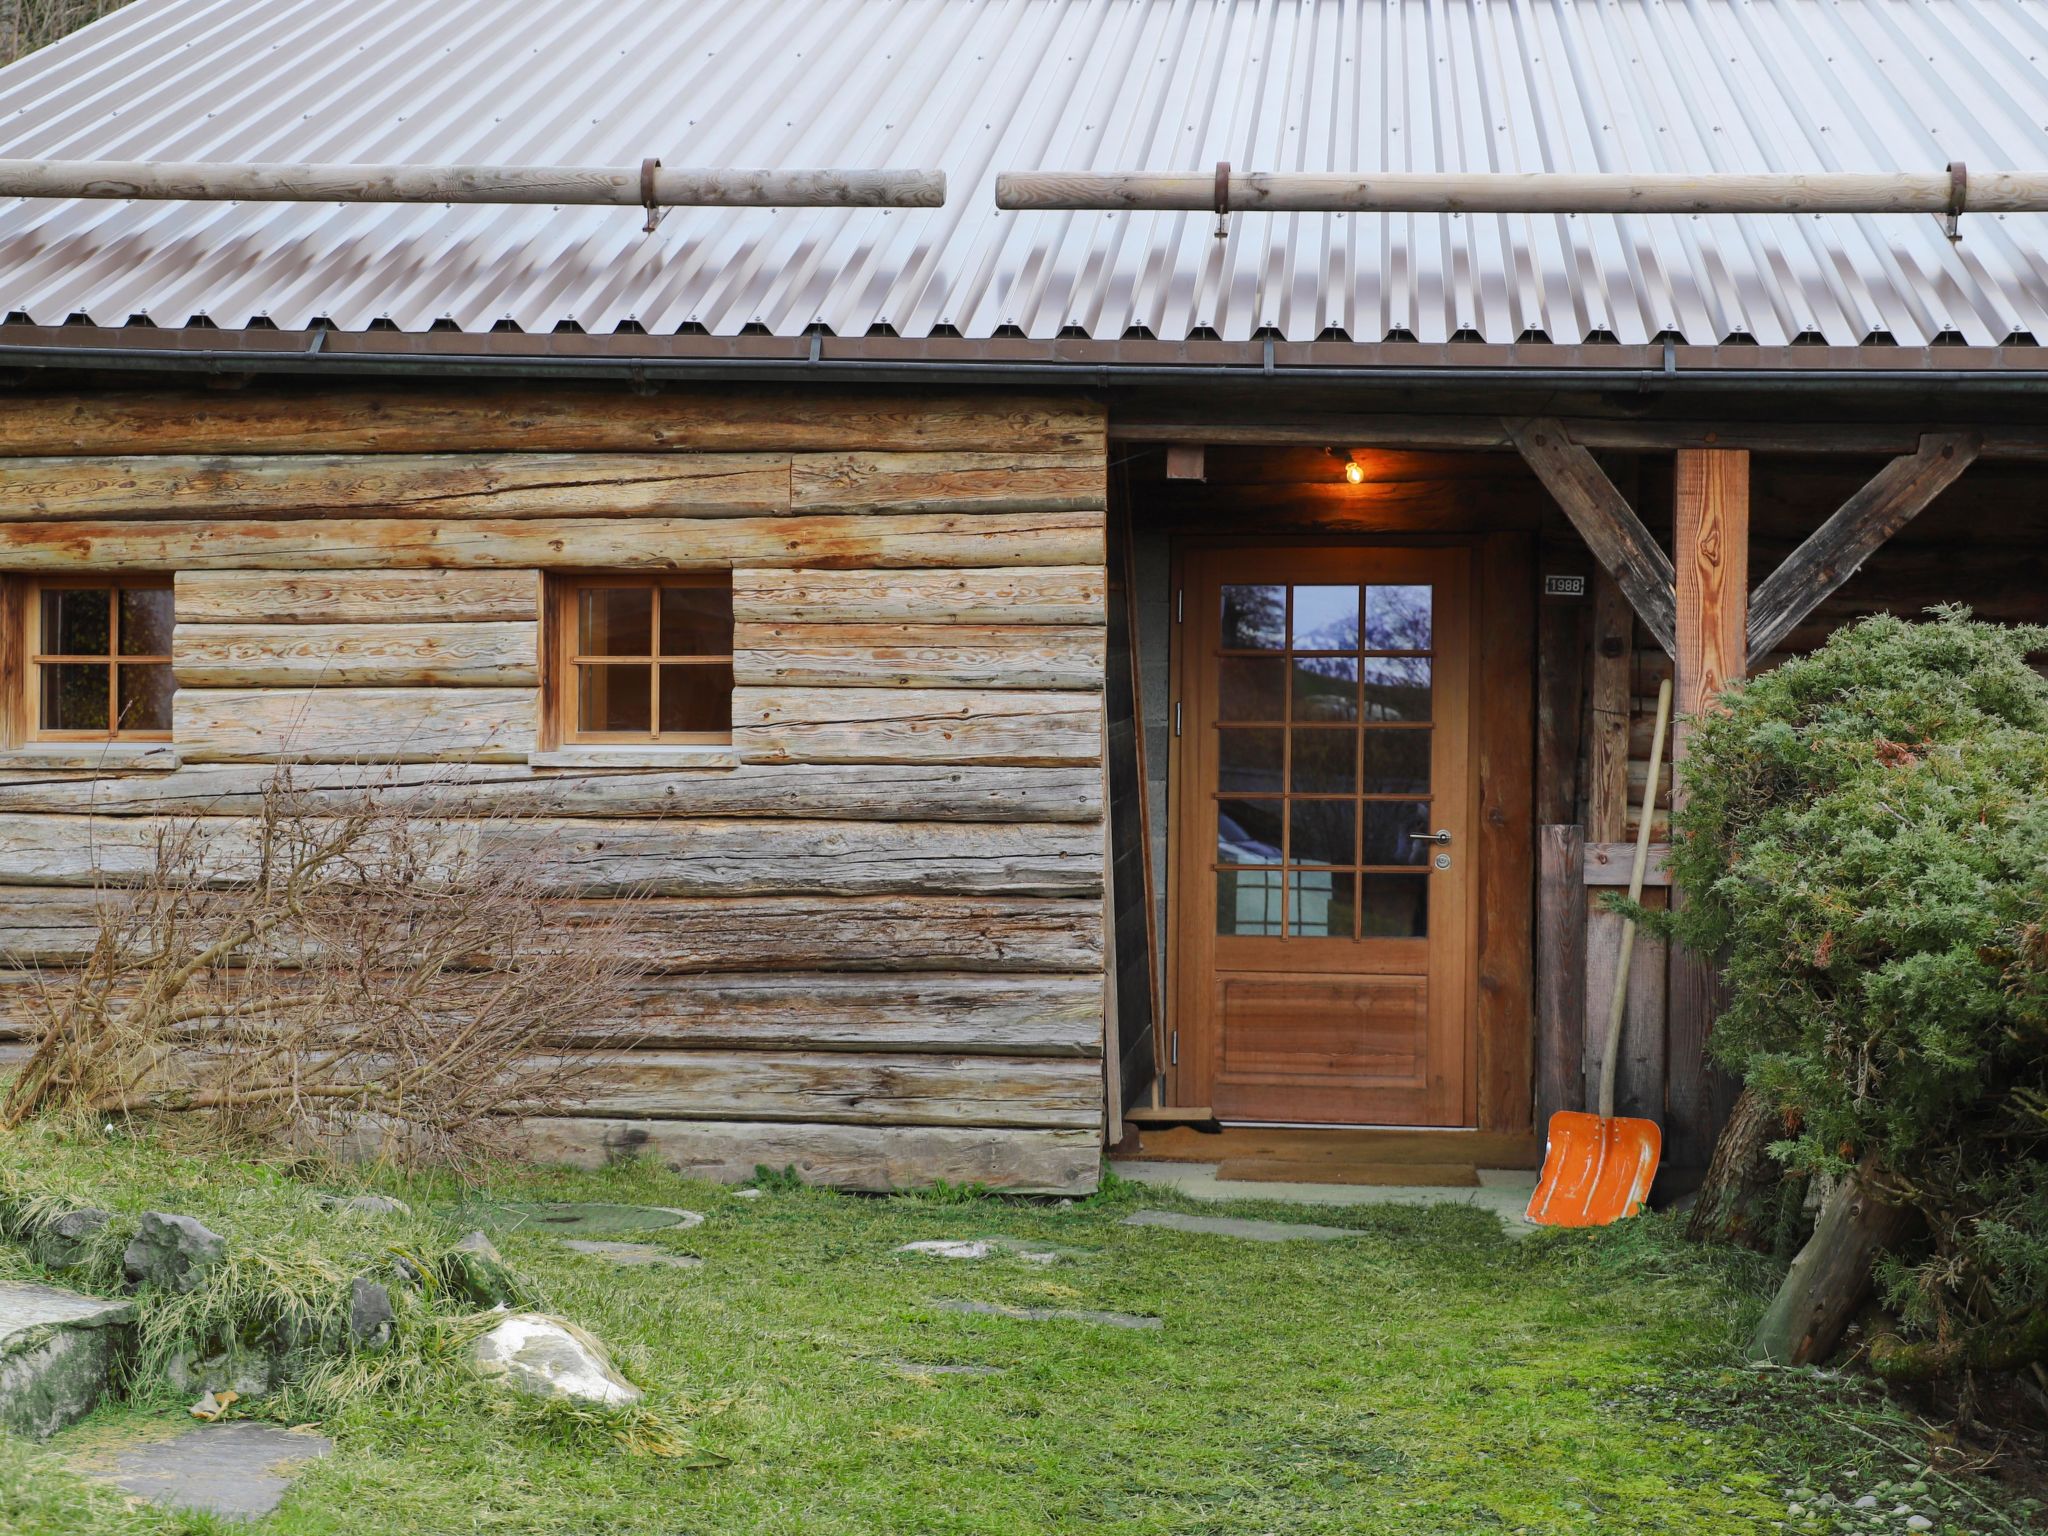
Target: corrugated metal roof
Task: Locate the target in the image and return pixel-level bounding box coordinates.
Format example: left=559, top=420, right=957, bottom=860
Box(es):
left=0, top=0, right=2041, bottom=352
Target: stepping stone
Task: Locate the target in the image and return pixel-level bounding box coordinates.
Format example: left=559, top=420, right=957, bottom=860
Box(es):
left=456, top=1201, right=705, bottom=1238
left=0, top=1280, right=136, bottom=1440
left=932, top=1299, right=1160, bottom=1330
left=1121, top=1210, right=1363, bottom=1243
left=95, top=1422, right=331, bottom=1521
left=895, top=1238, right=1062, bottom=1265
left=561, top=1239, right=702, bottom=1269
left=884, top=1359, right=1005, bottom=1379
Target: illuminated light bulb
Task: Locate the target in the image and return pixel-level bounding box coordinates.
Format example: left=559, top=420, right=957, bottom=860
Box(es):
left=1343, top=456, right=1365, bottom=485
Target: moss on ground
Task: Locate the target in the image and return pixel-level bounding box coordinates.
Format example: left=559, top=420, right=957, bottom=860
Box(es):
left=0, top=1131, right=2040, bottom=1535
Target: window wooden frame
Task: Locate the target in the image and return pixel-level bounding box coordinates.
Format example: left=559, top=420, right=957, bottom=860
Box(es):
left=542, top=573, right=734, bottom=749
left=22, top=575, right=175, bottom=742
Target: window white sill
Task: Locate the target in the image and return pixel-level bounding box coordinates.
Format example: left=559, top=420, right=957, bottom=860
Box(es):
left=0, top=743, right=181, bottom=772
left=528, top=745, right=739, bottom=771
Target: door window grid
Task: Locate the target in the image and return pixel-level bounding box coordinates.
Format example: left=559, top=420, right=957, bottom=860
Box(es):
left=553, top=575, right=734, bottom=745
left=1214, top=583, right=1434, bottom=939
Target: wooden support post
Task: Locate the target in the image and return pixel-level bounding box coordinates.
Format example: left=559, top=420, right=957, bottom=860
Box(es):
left=1584, top=570, right=1635, bottom=842
left=1668, top=448, right=1750, bottom=1172
left=1536, top=825, right=1586, bottom=1124
left=1746, top=432, right=1980, bottom=666
left=1507, top=419, right=1677, bottom=655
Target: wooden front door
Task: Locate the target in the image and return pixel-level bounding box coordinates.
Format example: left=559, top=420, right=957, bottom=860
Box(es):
left=1171, top=545, right=1477, bottom=1126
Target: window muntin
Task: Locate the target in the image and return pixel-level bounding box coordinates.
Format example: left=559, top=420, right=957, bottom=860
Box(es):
left=554, top=575, right=733, bottom=745
left=30, top=579, right=174, bottom=739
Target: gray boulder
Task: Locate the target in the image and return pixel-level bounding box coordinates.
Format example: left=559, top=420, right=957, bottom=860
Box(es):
left=348, top=1278, right=395, bottom=1353
left=0, top=1280, right=136, bottom=1439
left=442, top=1231, right=518, bottom=1306
left=468, top=1313, right=641, bottom=1406
left=164, top=1343, right=274, bottom=1399
left=31, top=1209, right=112, bottom=1272
left=123, top=1213, right=228, bottom=1294
left=322, top=1194, right=411, bottom=1217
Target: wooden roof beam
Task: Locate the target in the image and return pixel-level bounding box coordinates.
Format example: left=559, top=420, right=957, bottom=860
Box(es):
left=1508, top=418, right=1677, bottom=655
left=1745, top=432, right=1981, bottom=666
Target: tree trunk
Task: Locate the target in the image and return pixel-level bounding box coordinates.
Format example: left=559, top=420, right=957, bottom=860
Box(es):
left=1868, top=1311, right=2048, bottom=1384
left=1686, top=1085, right=1783, bottom=1247
left=1746, top=1153, right=1916, bottom=1366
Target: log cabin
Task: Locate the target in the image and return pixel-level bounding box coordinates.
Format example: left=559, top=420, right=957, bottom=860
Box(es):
left=0, top=0, right=2042, bottom=1195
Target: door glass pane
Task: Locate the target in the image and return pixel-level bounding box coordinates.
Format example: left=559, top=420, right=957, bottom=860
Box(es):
left=41, top=664, right=108, bottom=731
left=118, top=587, right=174, bottom=656
left=577, top=663, right=652, bottom=733
left=1288, top=869, right=1356, bottom=937
left=42, top=588, right=109, bottom=655
left=1363, top=657, right=1431, bottom=721
left=1290, top=586, right=1359, bottom=651
left=1218, top=658, right=1285, bottom=721
left=1292, top=656, right=1357, bottom=722
left=1361, top=729, right=1431, bottom=793
left=1217, top=868, right=1284, bottom=936
left=1289, top=800, right=1356, bottom=866
left=1362, top=801, right=1431, bottom=864
left=658, top=663, right=732, bottom=733
left=578, top=588, right=653, bottom=656
left=1217, top=729, right=1284, bottom=793
left=1217, top=799, right=1284, bottom=864
left=1365, top=584, right=1433, bottom=650
left=1362, top=874, right=1429, bottom=937
left=1220, top=586, right=1285, bottom=650
left=659, top=586, right=732, bottom=657
left=1289, top=728, right=1356, bottom=793
left=117, top=664, right=174, bottom=731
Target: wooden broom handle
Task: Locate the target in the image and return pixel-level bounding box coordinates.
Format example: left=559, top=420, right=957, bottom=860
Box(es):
left=1600, top=677, right=1673, bottom=1120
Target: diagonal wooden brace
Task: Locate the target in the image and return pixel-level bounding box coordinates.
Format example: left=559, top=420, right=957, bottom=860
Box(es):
left=1507, top=417, right=1677, bottom=655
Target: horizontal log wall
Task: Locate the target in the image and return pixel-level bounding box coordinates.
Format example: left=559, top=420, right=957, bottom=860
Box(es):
left=0, top=385, right=1110, bottom=1194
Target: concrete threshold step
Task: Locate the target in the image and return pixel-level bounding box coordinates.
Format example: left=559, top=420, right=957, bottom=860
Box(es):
left=0, top=1279, right=135, bottom=1440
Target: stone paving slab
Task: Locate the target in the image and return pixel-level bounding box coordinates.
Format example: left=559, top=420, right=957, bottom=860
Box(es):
left=561, top=1239, right=703, bottom=1269
left=455, top=1202, right=705, bottom=1238
left=895, top=1237, right=1062, bottom=1264
left=0, top=1280, right=136, bottom=1440
left=95, top=1422, right=332, bottom=1522
left=1111, top=1161, right=1541, bottom=1236
left=1122, top=1210, right=1364, bottom=1242
left=932, top=1299, right=1161, bottom=1330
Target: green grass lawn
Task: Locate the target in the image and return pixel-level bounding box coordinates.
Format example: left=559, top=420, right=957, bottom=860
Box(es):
left=1, top=1134, right=2039, bottom=1535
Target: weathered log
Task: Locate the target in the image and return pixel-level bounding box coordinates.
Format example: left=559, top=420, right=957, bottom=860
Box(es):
left=732, top=623, right=1104, bottom=690
left=0, top=888, right=1104, bottom=972
left=176, top=569, right=538, bottom=624
left=0, top=388, right=1105, bottom=456
left=0, top=812, right=1104, bottom=898
left=1747, top=1155, right=1917, bottom=1366
left=0, top=510, right=1107, bottom=571
left=1868, top=1312, right=2048, bottom=1384
left=173, top=621, right=538, bottom=687
left=508, top=1117, right=1101, bottom=1194
left=1686, top=1085, right=1787, bottom=1247
left=736, top=687, right=1102, bottom=765
left=0, top=453, right=789, bottom=521
left=173, top=687, right=536, bottom=763
left=792, top=452, right=1104, bottom=514
left=733, top=566, right=1106, bottom=625
left=0, top=761, right=1104, bottom=823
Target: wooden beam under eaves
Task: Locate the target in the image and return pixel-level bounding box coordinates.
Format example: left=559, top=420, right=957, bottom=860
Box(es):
left=1746, top=432, right=1981, bottom=667
left=1507, top=418, right=1677, bottom=656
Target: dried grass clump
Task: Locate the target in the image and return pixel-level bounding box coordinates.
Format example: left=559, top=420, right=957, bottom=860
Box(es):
left=0, top=0, right=127, bottom=63
left=1, top=767, right=651, bottom=1168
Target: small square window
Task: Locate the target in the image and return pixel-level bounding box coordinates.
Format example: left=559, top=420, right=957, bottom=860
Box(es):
left=548, top=575, right=733, bottom=746
left=27, top=578, right=174, bottom=739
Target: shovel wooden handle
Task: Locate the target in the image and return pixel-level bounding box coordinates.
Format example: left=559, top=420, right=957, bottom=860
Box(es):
left=1599, top=677, right=1673, bottom=1120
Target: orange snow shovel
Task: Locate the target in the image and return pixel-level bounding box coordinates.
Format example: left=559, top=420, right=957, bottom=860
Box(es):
left=1526, top=676, right=1673, bottom=1228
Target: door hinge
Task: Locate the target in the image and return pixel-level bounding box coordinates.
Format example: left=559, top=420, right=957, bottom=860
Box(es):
left=1173, top=701, right=1182, bottom=737
left=1175, top=587, right=1184, bottom=622
left=1170, top=1029, right=1179, bottom=1066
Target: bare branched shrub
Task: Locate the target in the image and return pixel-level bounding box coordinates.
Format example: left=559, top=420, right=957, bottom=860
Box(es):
left=2, top=766, right=652, bottom=1167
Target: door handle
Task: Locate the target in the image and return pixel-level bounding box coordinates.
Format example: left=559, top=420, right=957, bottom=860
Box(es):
left=1407, top=829, right=1453, bottom=845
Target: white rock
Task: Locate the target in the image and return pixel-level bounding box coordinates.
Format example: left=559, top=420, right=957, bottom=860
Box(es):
left=1904, top=1519, right=1931, bottom=1533
left=468, top=1314, right=641, bottom=1407
left=897, top=1240, right=996, bottom=1260
left=1853, top=1495, right=1878, bottom=1509
left=731, top=1189, right=764, bottom=1200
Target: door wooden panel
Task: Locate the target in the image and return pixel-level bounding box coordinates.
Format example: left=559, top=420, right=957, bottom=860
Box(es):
left=1172, top=545, right=1477, bottom=1126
